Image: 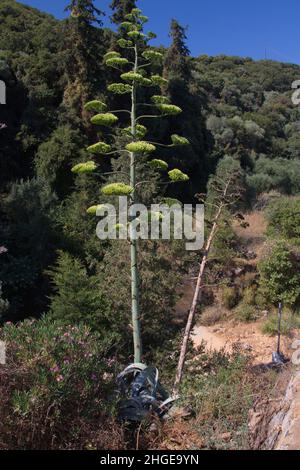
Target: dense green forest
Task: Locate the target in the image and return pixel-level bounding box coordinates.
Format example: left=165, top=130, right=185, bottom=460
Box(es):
left=0, top=0, right=300, bottom=451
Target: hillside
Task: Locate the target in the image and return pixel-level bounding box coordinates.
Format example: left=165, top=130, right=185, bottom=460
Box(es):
left=0, top=0, right=300, bottom=452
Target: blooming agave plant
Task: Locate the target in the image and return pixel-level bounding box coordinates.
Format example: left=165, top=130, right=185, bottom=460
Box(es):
left=71, top=7, right=190, bottom=363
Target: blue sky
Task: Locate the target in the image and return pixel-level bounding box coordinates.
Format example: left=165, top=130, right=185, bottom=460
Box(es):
left=19, top=0, right=300, bottom=64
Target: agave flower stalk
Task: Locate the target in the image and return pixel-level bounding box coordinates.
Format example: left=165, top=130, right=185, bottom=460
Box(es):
left=74, top=7, right=191, bottom=363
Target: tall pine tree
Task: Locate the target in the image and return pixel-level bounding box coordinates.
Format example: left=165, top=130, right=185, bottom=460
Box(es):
left=163, top=20, right=209, bottom=200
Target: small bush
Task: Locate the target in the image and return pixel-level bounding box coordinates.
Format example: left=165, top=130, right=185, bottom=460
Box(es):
left=261, top=311, right=300, bottom=336
left=235, top=303, right=259, bottom=323
left=180, top=346, right=269, bottom=449
left=221, top=286, right=239, bottom=309
left=258, top=241, right=300, bottom=309
left=201, top=307, right=224, bottom=326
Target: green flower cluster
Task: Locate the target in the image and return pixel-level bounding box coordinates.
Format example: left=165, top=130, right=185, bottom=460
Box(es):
left=101, top=183, right=133, bottom=196
left=121, top=72, right=152, bottom=86
left=117, top=39, right=133, bottom=48
left=151, top=75, right=168, bottom=87
left=142, top=50, right=163, bottom=61
left=84, top=100, right=107, bottom=113
left=127, top=30, right=145, bottom=40
left=104, top=51, right=120, bottom=61
left=151, top=95, right=170, bottom=105
left=148, top=159, right=168, bottom=171
left=157, top=104, right=182, bottom=116
left=91, top=113, right=118, bottom=126
left=107, top=83, right=132, bottom=95
left=86, top=204, right=108, bottom=215
left=106, top=57, right=129, bottom=68
left=123, top=124, right=147, bottom=139
left=168, top=169, right=189, bottom=182
left=71, top=161, right=97, bottom=174
left=126, top=141, right=156, bottom=153
left=87, top=142, right=112, bottom=154
left=171, top=134, right=190, bottom=146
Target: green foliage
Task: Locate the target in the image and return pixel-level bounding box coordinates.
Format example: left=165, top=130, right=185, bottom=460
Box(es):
left=221, top=286, right=239, bottom=309
left=180, top=347, right=257, bottom=450
left=47, top=251, right=112, bottom=332
left=262, top=311, right=300, bottom=336
left=266, top=197, right=300, bottom=243
left=258, top=241, right=300, bottom=309
left=0, top=317, right=120, bottom=449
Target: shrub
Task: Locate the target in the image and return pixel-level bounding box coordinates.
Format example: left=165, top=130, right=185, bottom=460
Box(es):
left=266, top=197, right=300, bottom=243
left=261, top=311, right=300, bottom=336
left=258, top=241, right=300, bottom=310
left=235, top=304, right=259, bottom=323
left=180, top=347, right=258, bottom=449
left=221, top=286, right=239, bottom=309
left=47, top=252, right=117, bottom=337
left=0, top=318, right=122, bottom=450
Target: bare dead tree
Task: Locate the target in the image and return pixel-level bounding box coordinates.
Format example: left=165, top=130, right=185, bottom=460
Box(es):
left=173, top=159, right=245, bottom=394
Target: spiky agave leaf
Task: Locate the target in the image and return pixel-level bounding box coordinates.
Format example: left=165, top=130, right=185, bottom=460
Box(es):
left=84, top=100, right=107, bottom=113
left=171, top=134, right=190, bottom=146
left=107, top=83, right=132, bottom=95
left=87, top=142, right=112, bottom=154
left=148, top=159, right=168, bottom=171
left=71, top=161, right=97, bottom=174
left=91, top=113, right=118, bottom=126
left=101, top=183, right=133, bottom=196
left=126, top=141, right=156, bottom=153
left=168, top=169, right=189, bottom=182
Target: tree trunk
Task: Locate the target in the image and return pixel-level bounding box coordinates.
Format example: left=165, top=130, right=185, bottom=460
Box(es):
left=173, top=205, right=223, bottom=394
